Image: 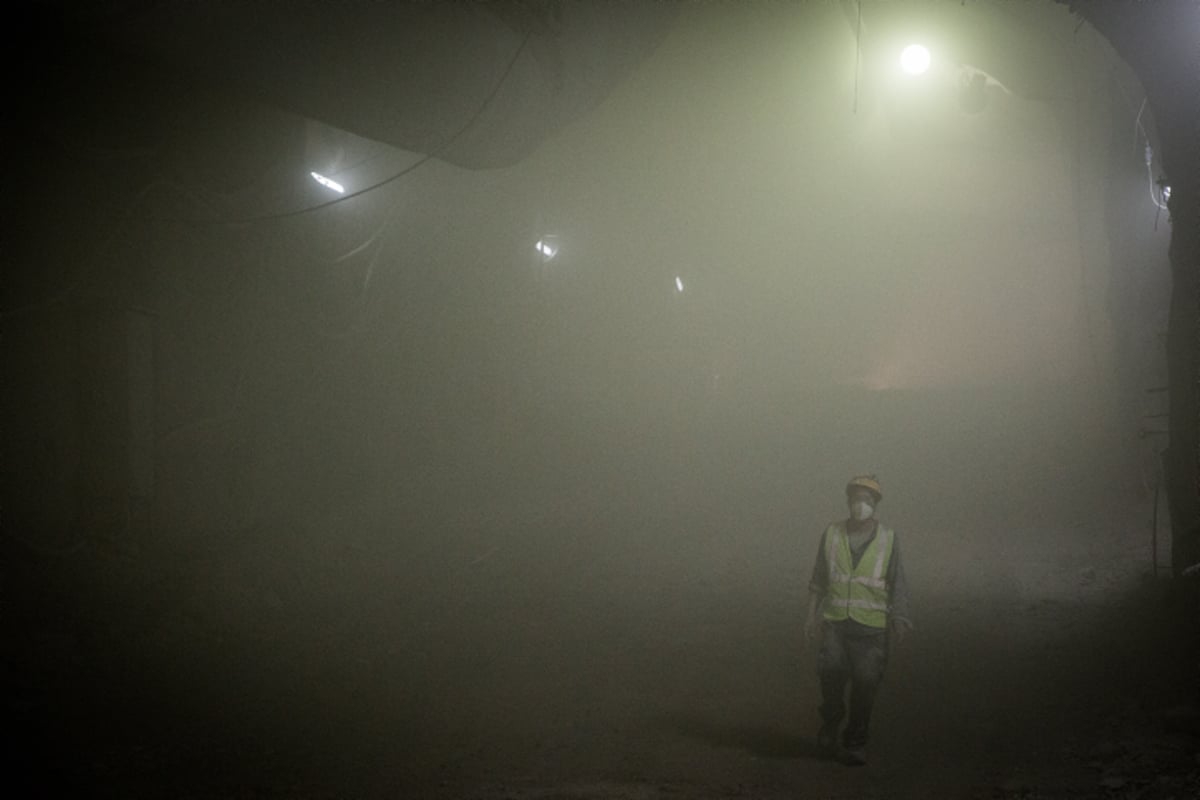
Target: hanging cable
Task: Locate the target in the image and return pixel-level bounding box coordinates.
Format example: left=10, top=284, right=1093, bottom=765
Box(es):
left=1144, top=143, right=1170, bottom=211
left=1107, top=66, right=1170, bottom=216
left=1133, top=96, right=1147, bottom=155
left=168, top=29, right=533, bottom=226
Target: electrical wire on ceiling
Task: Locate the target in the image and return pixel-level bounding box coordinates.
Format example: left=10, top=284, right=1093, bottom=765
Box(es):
left=231, top=28, right=538, bottom=343
left=1134, top=96, right=1147, bottom=154
left=326, top=143, right=402, bottom=182
left=314, top=197, right=404, bottom=339
left=169, top=29, right=533, bottom=226
left=1120, top=89, right=1170, bottom=214
left=1144, top=142, right=1170, bottom=213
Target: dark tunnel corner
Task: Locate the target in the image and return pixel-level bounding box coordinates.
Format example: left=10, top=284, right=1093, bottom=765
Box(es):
left=1058, top=0, right=1200, bottom=587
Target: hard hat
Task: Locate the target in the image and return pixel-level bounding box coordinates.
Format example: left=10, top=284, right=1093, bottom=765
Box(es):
left=845, top=474, right=882, bottom=501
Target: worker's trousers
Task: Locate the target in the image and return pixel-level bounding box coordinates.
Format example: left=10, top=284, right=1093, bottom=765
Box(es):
left=817, top=621, right=888, bottom=749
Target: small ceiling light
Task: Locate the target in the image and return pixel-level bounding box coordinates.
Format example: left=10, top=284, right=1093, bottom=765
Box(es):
left=310, top=171, right=345, bottom=193
left=675, top=276, right=685, bottom=293
left=535, top=236, right=559, bottom=261
left=900, top=44, right=931, bottom=75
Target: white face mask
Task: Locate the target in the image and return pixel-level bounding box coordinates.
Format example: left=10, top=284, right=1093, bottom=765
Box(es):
left=850, top=500, right=875, bottom=522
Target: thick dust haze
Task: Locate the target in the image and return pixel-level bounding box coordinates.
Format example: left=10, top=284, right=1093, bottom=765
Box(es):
left=5, top=2, right=1187, bottom=798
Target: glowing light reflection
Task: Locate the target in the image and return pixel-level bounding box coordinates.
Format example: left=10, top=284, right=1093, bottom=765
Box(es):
left=900, top=44, right=931, bottom=75
left=310, top=172, right=345, bottom=193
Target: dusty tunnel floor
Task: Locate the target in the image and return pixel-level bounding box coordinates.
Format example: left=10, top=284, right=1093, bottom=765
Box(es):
left=8, top=391, right=1200, bottom=799
left=12, top=495, right=1200, bottom=798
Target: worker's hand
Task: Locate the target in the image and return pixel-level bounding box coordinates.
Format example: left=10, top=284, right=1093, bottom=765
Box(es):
left=803, top=615, right=820, bottom=646
left=890, top=618, right=912, bottom=646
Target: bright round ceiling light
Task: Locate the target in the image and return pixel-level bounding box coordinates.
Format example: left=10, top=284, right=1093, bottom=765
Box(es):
left=900, top=44, right=931, bottom=75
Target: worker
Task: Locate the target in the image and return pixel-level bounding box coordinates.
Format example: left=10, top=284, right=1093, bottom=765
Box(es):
left=804, top=474, right=912, bottom=766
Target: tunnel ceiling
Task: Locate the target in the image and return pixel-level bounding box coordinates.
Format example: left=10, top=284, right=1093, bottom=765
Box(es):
left=18, top=1, right=1178, bottom=165
left=9, top=1, right=1190, bottom=376
left=21, top=0, right=678, bottom=169
left=17, top=2, right=1195, bottom=182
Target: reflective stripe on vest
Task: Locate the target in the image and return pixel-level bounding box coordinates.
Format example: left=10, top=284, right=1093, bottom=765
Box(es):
left=822, top=522, right=894, bottom=628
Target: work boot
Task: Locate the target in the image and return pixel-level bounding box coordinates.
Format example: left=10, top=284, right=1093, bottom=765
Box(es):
left=816, top=725, right=838, bottom=756
left=842, top=745, right=868, bottom=766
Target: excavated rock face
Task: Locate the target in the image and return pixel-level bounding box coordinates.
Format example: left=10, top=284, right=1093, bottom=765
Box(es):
left=1065, top=0, right=1199, bottom=574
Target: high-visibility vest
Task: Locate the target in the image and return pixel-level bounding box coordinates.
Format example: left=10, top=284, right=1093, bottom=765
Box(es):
left=821, top=522, right=894, bottom=629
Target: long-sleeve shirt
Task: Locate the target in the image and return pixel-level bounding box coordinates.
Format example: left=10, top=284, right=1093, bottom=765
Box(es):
left=808, top=521, right=912, bottom=635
